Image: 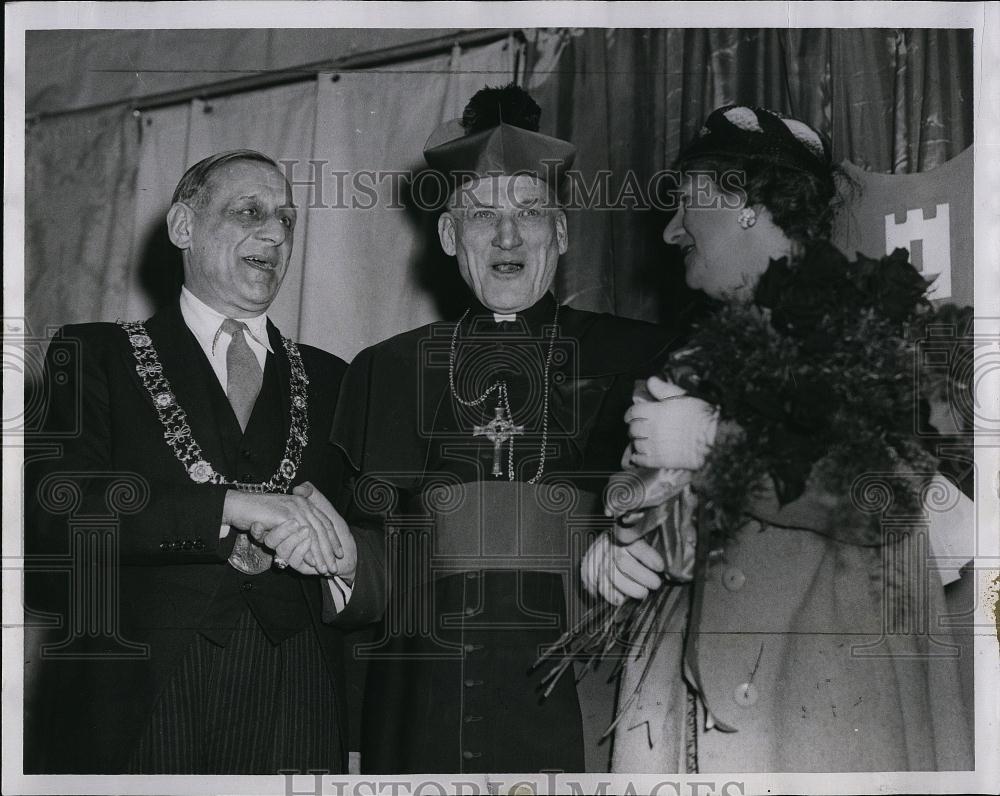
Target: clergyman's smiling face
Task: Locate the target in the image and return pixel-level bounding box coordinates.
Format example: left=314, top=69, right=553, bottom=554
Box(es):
left=439, top=175, right=567, bottom=314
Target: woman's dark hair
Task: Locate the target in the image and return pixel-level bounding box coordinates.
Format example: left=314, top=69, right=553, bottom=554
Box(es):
left=678, top=152, right=850, bottom=246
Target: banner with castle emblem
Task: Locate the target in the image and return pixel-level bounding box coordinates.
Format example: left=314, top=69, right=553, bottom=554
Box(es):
left=833, top=146, right=973, bottom=307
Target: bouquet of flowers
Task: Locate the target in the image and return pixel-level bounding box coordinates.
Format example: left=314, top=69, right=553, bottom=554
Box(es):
left=535, top=241, right=940, bottom=729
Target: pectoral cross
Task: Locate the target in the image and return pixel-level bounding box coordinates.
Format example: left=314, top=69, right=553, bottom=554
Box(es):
left=473, top=406, right=524, bottom=477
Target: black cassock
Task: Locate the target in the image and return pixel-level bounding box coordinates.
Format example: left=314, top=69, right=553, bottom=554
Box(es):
left=331, top=292, right=674, bottom=774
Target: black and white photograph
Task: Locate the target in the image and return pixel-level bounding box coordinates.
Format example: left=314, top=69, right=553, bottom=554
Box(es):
left=4, top=3, right=999, bottom=795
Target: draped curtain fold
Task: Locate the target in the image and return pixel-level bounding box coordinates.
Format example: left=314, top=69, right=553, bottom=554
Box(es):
left=25, top=106, right=141, bottom=338
left=829, top=29, right=974, bottom=173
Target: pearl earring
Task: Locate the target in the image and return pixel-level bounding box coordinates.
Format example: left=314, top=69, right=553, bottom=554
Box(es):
left=737, top=207, right=757, bottom=229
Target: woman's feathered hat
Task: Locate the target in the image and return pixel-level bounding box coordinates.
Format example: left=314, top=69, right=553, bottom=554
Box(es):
left=423, top=83, right=576, bottom=186
left=679, top=105, right=832, bottom=179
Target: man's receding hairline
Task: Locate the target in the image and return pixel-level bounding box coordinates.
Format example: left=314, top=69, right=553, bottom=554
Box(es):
left=171, top=150, right=287, bottom=210
left=199, top=161, right=290, bottom=207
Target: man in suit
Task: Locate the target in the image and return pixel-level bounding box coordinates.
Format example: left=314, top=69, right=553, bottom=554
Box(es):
left=24, top=150, right=365, bottom=774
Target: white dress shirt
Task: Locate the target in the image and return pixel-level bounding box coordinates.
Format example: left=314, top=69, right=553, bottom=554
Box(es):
left=179, top=286, right=272, bottom=388
left=179, top=287, right=352, bottom=608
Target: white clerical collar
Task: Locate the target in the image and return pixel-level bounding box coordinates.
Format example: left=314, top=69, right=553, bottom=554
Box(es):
left=493, top=312, right=516, bottom=323
left=179, top=286, right=273, bottom=355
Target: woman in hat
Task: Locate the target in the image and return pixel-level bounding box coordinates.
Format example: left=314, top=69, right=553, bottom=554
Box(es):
left=581, top=106, right=974, bottom=772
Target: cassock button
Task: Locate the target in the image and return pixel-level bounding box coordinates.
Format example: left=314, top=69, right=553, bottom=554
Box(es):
left=241, top=448, right=252, bottom=459
left=733, top=682, right=759, bottom=706
left=241, top=582, right=254, bottom=592
left=722, top=567, right=746, bottom=592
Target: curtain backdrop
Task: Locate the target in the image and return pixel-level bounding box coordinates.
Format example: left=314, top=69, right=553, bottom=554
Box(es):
left=299, top=41, right=517, bottom=358
left=25, top=106, right=141, bottom=338
left=26, top=37, right=516, bottom=357
left=25, top=29, right=460, bottom=117
left=524, top=28, right=974, bottom=326
left=25, top=28, right=972, bottom=348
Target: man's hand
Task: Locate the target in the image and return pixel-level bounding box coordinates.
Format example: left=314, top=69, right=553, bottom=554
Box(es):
left=252, top=482, right=358, bottom=581
left=580, top=529, right=665, bottom=606
left=293, top=481, right=357, bottom=583
left=625, top=376, right=719, bottom=470
left=223, top=490, right=342, bottom=575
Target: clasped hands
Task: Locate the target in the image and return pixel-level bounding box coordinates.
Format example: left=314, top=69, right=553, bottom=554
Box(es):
left=581, top=375, right=717, bottom=605
left=222, top=482, right=356, bottom=581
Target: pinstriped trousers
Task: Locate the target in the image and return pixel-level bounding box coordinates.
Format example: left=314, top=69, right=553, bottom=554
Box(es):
left=127, top=610, right=338, bottom=774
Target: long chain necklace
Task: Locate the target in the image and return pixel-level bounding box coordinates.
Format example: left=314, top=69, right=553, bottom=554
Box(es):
left=118, top=320, right=309, bottom=493
left=448, top=304, right=559, bottom=484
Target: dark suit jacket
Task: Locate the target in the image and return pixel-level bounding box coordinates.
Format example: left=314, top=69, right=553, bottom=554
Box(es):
left=23, top=300, right=367, bottom=773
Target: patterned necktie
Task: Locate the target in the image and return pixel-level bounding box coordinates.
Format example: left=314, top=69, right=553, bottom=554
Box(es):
left=221, top=318, right=263, bottom=431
